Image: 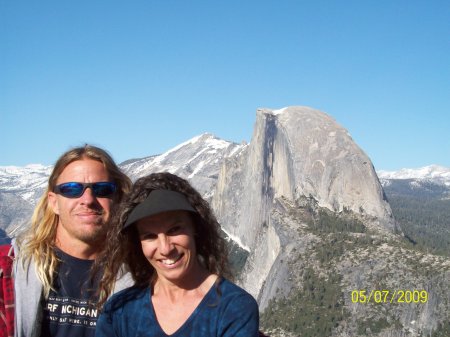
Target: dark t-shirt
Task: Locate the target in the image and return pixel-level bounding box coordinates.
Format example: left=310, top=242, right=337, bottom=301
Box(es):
left=40, top=249, right=99, bottom=337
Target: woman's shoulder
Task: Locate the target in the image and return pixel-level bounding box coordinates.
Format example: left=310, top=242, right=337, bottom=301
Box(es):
left=103, top=285, right=149, bottom=314
left=211, top=278, right=259, bottom=335
left=219, top=278, right=251, bottom=294
left=217, top=278, right=258, bottom=306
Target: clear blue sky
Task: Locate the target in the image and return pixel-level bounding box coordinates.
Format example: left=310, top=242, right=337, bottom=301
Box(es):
left=1, top=1, right=449, bottom=171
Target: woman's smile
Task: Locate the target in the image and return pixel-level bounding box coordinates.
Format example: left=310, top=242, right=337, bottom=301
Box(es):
left=158, top=253, right=184, bottom=267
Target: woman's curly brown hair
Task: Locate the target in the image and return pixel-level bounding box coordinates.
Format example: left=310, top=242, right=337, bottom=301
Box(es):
left=95, top=172, right=231, bottom=307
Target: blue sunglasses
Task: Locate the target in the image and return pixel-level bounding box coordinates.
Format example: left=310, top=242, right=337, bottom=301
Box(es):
left=53, top=182, right=117, bottom=198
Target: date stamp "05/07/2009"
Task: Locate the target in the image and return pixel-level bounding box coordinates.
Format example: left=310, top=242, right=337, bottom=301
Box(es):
left=351, top=290, right=429, bottom=304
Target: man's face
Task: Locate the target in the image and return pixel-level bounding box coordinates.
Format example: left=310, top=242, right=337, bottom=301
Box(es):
left=48, top=159, right=113, bottom=251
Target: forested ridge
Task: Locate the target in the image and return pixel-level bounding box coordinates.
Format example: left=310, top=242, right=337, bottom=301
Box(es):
left=383, top=179, right=450, bottom=257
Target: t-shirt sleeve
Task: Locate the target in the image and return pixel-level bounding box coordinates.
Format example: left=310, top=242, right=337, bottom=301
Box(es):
left=218, top=292, right=260, bottom=337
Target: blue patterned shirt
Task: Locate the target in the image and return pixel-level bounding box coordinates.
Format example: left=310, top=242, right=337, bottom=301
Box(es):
left=95, top=278, right=259, bottom=337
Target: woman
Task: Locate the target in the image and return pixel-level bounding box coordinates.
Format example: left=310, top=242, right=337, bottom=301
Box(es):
left=95, top=172, right=259, bottom=337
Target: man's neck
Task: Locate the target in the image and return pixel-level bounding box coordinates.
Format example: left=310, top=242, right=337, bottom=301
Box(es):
left=55, top=240, right=100, bottom=260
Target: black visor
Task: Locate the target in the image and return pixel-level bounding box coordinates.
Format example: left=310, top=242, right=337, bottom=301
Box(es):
left=122, top=189, right=197, bottom=229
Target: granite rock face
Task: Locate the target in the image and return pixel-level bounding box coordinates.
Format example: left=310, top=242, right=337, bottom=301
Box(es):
left=213, top=106, right=397, bottom=248
left=212, top=106, right=400, bottom=303
left=212, top=107, right=449, bottom=337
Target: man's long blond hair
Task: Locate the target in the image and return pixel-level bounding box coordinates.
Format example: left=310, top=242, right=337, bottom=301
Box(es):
left=17, top=145, right=131, bottom=298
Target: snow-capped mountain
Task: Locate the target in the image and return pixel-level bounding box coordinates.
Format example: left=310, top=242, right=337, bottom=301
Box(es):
left=0, top=164, right=52, bottom=201
left=0, top=133, right=245, bottom=234
left=377, top=165, right=450, bottom=188
left=0, top=164, right=53, bottom=235
left=378, top=165, right=450, bottom=182
left=121, top=133, right=247, bottom=198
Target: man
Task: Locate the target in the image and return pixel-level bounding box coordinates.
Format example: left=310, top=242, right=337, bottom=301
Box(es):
left=13, top=145, right=132, bottom=337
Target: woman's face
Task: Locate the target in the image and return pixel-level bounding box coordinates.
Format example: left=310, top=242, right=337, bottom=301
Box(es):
left=136, top=210, right=198, bottom=284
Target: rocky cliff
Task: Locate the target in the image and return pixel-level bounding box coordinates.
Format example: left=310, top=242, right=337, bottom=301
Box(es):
left=212, top=107, right=449, bottom=337
left=213, top=106, right=399, bottom=295
left=213, top=107, right=397, bottom=249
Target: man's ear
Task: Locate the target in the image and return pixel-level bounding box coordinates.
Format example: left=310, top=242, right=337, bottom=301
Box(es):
left=48, top=191, right=60, bottom=215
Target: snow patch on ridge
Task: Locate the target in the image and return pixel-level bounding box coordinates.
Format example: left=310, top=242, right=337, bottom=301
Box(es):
left=188, top=160, right=206, bottom=179
left=272, top=107, right=288, bottom=115
left=221, top=226, right=250, bottom=252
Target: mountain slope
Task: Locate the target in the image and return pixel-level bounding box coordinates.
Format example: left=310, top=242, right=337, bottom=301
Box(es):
left=377, top=166, right=450, bottom=257
left=120, top=133, right=246, bottom=199
left=0, top=164, right=51, bottom=235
